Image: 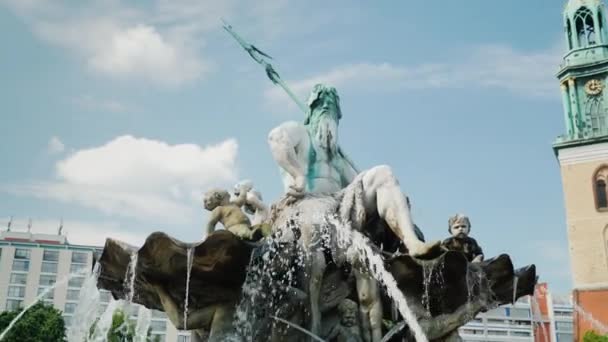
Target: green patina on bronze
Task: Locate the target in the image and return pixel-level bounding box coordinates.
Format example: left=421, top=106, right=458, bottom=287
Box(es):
left=555, top=0, right=608, bottom=153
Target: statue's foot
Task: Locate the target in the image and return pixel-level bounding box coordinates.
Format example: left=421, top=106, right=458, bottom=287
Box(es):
left=408, top=240, right=443, bottom=259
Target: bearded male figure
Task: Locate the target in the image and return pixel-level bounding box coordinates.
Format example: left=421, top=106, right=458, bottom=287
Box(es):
left=268, top=84, right=436, bottom=341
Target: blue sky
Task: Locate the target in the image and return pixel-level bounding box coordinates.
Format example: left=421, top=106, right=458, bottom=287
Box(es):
left=0, top=0, right=573, bottom=293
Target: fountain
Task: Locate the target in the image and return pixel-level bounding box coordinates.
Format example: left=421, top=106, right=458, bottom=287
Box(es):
left=91, top=22, right=538, bottom=342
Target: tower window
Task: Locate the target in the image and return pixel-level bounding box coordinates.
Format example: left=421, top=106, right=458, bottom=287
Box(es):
left=567, top=19, right=573, bottom=49
left=594, top=166, right=608, bottom=210
left=586, top=95, right=605, bottom=135
left=575, top=7, right=596, bottom=46
left=597, top=180, right=607, bottom=208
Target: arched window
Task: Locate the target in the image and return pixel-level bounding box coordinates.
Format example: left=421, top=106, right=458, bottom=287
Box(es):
left=567, top=19, right=574, bottom=49
left=575, top=7, right=596, bottom=46
left=594, top=166, right=608, bottom=210
left=587, top=95, right=605, bottom=135
left=599, top=10, right=605, bottom=43
left=597, top=180, right=607, bottom=208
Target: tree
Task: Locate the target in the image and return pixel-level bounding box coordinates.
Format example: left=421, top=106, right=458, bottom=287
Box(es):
left=107, top=309, right=135, bottom=342
left=89, top=307, right=155, bottom=342
left=0, top=302, right=66, bottom=342
left=584, top=331, right=608, bottom=342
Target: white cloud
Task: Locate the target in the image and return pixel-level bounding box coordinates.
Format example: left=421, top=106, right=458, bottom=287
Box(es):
left=87, top=24, right=204, bottom=85
left=47, top=136, right=65, bottom=154
left=265, top=44, right=561, bottom=110
left=4, top=136, right=239, bottom=224
left=1, top=217, right=145, bottom=247
left=1, top=0, right=217, bottom=86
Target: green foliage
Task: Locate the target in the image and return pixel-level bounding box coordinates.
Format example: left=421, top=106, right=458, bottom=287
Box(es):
left=107, top=309, right=135, bottom=342
left=584, top=331, right=608, bottom=342
left=0, top=302, right=66, bottom=342
left=89, top=307, right=155, bottom=342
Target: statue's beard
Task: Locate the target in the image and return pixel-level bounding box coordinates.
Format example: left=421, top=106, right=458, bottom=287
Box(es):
left=310, top=112, right=338, bottom=155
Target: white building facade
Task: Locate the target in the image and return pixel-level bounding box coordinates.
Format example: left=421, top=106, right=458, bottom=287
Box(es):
left=0, top=230, right=189, bottom=342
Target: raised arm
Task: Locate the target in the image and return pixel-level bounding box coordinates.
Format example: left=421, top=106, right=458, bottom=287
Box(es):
left=268, top=121, right=309, bottom=194
left=206, top=208, right=222, bottom=236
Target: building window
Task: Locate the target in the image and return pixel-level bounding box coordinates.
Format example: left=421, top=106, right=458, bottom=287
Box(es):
left=150, top=334, right=166, bottom=342
left=594, top=166, right=608, bottom=210
left=575, top=7, right=597, bottom=46
left=66, top=289, right=80, bottom=301
left=99, top=290, right=111, bottom=303
left=12, top=260, right=29, bottom=272
left=63, top=315, right=72, bottom=327
left=64, top=303, right=77, bottom=314
left=487, top=330, right=508, bottom=336
left=587, top=95, right=605, bottom=135
left=556, top=321, right=573, bottom=330
left=39, top=274, right=56, bottom=286
left=5, top=299, right=23, bottom=311
left=14, top=249, right=30, bottom=260
left=150, top=320, right=167, bottom=332
left=177, top=336, right=190, bottom=342
left=70, top=263, right=87, bottom=274
left=151, top=310, right=166, bottom=319
left=71, top=252, right=88, bottom=264
left=43, top=250, right=60, bottom=262
left=7, top=286, right=25, bottom=298
left=37, top=287, right=54, bottom=300
left=9, top=273, right=27, bottom=285
left=68, top=276, right=85, bottom=288
left=41, top=262, right=58, bottom=274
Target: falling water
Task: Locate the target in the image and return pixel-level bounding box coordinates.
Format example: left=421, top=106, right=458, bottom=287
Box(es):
left=124, top=252, right=138, bottom=303
left=530, top=293, right=550, bottom=342
left=0, top=268, right=90, bottom=341
left=331, top=215, right=429, bottom=342
left=573, top=301, right=608, bottom=334
left=135, top=307, right=152, bottom=342
left=420, top=261, right=434, bottom=312
left=89, top=299, right=122, bottom=341
left=233, top=198, right=429, bottom=342
left=512, top=276, right=519, bottom=304
left=184, top=247, right=194, bottom=330
left=67, top=264, right=102, bottom=342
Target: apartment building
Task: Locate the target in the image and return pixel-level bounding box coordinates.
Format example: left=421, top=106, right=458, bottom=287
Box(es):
left=0, top=229, right=189, bottom=342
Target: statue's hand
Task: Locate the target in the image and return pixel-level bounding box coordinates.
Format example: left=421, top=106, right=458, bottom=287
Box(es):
left=287, top=176, right=306, bottom=199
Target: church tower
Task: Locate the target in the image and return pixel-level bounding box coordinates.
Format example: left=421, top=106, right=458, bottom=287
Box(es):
left=554, top=0, right=608, bottom=339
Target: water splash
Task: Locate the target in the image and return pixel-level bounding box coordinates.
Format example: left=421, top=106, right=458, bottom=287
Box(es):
left=67, top=264, right=102, bottom=342
left=331, top=216, right=429, bottom=342
left=572, top=301, right=608, bottom=334
left=233, top=198, right=428, bottom=342
left=0, top=268, right=89, bottom=341
left=135, top=307, right=151, bottom=342
left=89, top=300, right=121, bottom=341
left=184, top=247, right=194, bottom=330
left=124, top=252, right=138, bottom=303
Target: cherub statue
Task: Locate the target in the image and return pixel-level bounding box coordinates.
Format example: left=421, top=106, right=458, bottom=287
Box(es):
left=441, top=214, right=484, bottom=263
left=232, top=179, right=269, bottom=226
left=203, top=188, right=259, bottom=240
left=326, top=299, right=364, bottom=342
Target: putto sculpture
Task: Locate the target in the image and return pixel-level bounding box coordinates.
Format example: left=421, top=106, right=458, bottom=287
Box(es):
left=441, top=214, right=484, bottom=263
left=203, top=186, right=263, bottom=240
left=94, top=21, right=537, bottom=342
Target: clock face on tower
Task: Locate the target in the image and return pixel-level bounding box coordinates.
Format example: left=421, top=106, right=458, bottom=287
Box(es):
left=585, top=79, right=604, bottom=95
